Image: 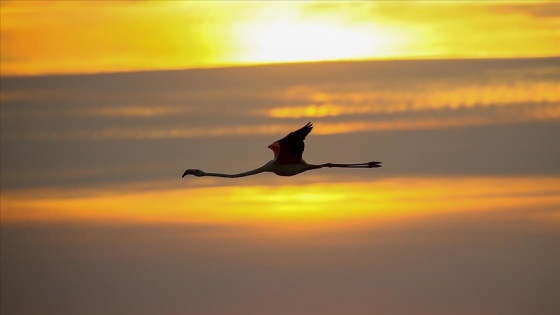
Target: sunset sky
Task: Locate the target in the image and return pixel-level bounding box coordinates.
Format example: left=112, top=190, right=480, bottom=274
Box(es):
left=1, top=1, right=559, bottom=75
left=1, top=1, right=560, bottom=315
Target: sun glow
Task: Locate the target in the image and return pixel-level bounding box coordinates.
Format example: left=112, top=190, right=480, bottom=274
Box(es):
left=236, top=18, right=401, bottom=63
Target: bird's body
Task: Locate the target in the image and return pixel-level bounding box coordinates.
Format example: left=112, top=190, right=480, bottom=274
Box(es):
left=268, top=159, right=318, bottom=176
left=182, top=122, right=381, bottom=178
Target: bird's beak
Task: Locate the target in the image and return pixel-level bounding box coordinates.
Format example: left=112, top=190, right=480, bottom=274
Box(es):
left=182, top=169, right=191, bottom=178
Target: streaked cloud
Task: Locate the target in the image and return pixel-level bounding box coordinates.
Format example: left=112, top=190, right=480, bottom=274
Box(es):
left=2, top=58, right=559, bottom=193
left=5, top=106, right=559, bottom=142
left=265, top=81, right=560, bottom=118
left=78, top=106, right=185, bottom=118
left=2, top=58, right=558, bottom=142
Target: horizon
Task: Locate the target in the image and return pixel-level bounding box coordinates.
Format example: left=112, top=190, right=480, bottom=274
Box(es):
left=2, top=55, right=559, bottom=79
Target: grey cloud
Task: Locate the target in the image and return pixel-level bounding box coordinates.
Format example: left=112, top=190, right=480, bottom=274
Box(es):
left=1, top=58, right=559, bottom=191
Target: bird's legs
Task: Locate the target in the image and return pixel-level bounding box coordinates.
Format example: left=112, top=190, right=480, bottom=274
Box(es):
left=321, top=161, right=382, bottom=168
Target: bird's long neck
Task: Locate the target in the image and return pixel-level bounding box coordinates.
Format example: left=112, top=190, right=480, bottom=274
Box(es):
left=202, top=162, right=273, bottom=178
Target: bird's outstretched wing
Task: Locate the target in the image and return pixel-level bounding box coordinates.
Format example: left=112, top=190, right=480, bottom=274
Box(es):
left=278, top=122, right=313, bottom=159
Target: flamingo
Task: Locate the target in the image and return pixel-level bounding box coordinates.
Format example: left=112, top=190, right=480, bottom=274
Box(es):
left=182, top=122, right=381, bottom=178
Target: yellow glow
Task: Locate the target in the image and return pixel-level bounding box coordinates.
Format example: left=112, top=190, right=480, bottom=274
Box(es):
left=2, top=177, right=559, bottom=231
left=1, top=1, right=559, bottom=76
left=268, top=104, right=356, bottom=119
left=235, top=15, right=404, bottom=63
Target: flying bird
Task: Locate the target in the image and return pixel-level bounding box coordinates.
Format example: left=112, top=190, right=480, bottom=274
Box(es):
left=182, top=122, right=381, bottom=178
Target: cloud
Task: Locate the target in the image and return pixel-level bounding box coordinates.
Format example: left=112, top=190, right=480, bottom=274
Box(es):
left=2, top=58, right=559, bottom=192
left=263, top=81, right=560, bottom=119
left=2, top=58, right=559, bottom=142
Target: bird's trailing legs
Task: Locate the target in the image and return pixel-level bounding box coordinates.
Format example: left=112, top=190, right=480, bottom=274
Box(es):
left=321, top=161, right=382, bottom=168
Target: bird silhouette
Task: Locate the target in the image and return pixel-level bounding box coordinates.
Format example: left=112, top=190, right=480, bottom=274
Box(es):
left=182, top=122, right=381, bottom=178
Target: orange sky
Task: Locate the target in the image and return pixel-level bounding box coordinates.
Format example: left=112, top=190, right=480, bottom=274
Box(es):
left=3, top=177, right=559, bottom=231
left=1, top=1, right=559, bottom=76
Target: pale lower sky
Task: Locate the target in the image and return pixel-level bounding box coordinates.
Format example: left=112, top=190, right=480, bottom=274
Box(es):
left=1, top=1, right=559, bottom=76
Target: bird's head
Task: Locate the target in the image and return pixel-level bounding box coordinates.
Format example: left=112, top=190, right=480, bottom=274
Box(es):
left=182, top=169, right=205, bottom=178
